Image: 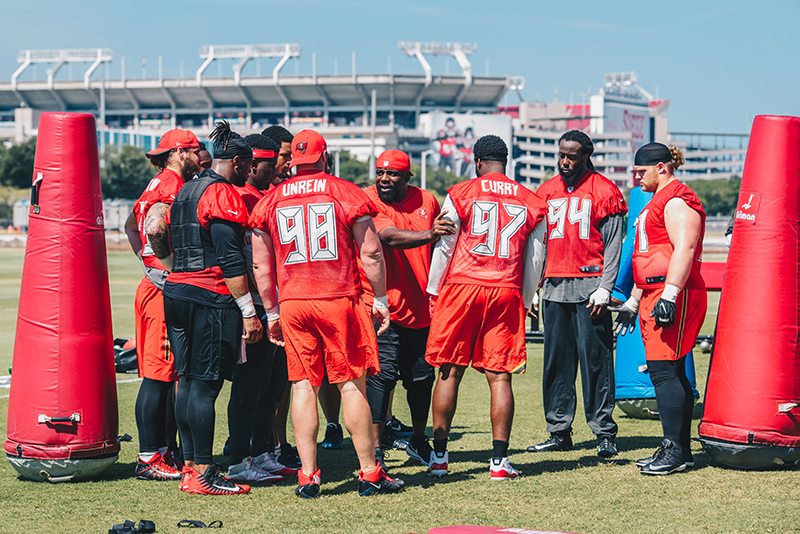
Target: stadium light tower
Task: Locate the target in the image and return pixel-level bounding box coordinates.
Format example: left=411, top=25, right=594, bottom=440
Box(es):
left=399, top=41, right=477, bottom=110
left=196, top=43, right=301, bottom=126
left=12, top=48, right=113, bottom=108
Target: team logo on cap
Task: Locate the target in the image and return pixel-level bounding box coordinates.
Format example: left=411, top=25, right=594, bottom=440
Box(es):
left=383, top=160, right=390, bottom=167
left=297, top=141, right=307, bottom=154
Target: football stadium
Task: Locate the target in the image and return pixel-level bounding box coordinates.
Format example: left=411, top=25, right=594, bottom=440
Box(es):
left=1, top=3, right=799, bottom=533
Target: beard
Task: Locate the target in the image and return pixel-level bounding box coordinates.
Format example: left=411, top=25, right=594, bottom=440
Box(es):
left=558, top=162, right=585, bottom=184
left=181, top=160, right=201, bottom=180
left=377, top=183, right=401, bottom=203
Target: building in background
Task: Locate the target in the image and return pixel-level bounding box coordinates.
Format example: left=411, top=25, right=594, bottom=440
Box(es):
left=0, top=48, right=746, bottom=188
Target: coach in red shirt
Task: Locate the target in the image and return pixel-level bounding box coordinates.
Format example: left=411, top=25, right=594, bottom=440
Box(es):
left=530, top=130, right=626, bottom=458
left=361, top=150, right=455, bottom=469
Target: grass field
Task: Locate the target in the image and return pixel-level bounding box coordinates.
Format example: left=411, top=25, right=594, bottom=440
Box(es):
left=1, top=248, right=799, bottom=533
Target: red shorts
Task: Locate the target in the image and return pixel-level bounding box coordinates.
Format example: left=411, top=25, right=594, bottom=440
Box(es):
left=134, top=278, right=177, bottom=382
left=640, top=287, right=707, bottom=361
left=281, top=296, right=379, bottom=387
left=426, top=283, right=527, bottom=374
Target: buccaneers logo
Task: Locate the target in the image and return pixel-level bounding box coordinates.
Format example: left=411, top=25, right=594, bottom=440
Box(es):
left=297, top=141, right=307, bottom=154
left=417, top=208, right=429, bottom=219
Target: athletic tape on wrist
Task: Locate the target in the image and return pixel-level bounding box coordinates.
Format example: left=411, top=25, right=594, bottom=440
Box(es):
left=661, top=284, right=680, bottom=303
left=373, top=295, right=389, bottom=310
left=266, top=305, right=280, bottom=322
left=236, top=293, right=257, bottom=318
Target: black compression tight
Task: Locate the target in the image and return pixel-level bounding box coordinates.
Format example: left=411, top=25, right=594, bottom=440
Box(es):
left=649, top=358, right=694, bottom=451
left=175, top=377, right=224, bottom=465
left=135, top=378, right=177, bottom=453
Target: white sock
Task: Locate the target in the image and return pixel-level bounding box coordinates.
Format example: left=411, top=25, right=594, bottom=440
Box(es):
left=138, top=452, right=156, bottom=462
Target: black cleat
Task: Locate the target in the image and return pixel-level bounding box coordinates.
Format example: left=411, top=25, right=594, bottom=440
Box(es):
left=375, top=447, right=390, bottom=473
left=527, top=432, right=573, bottom=453
left=637, top=444, right=694, bottom=469
left=386, top=416, right=414, bottom=438
left=406, top=437, right=433, bottom=467
left=640, top=439, right=687, bottom=476
left=276, top=443, right=302, bottom=470
left=358, top=466, right=405, bottom=496
left=321, top=422, right=344, bottom=450
left=597, top=436, right=618, bottom=458
left=295, top=468, right=321, bottom=499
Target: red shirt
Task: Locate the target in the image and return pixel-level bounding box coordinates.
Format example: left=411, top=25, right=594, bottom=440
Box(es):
left=166, top=182, right=249, bottom=295
left=633, top=180, right=706, bottom=290
left=444, top=173, right=547, bottom=288
left=134, top=168, right=185, bottom=271
left=359, top=185, right=440, bottom=328
left=235, top=182, right=266, bottom=214
left=537, top=170, right=627, bottom=278
left=249, top=170, right=377, bottom=302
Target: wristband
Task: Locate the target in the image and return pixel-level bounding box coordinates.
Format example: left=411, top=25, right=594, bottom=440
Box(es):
left=373, top=295, right=389, bottom=311
left=661, top=284, right=680, bottom=303
left=236, top=293, right=257, bottom=318
left=266, top=305, right=281, bottom=322
left=624, top=295, right=640, bottom=313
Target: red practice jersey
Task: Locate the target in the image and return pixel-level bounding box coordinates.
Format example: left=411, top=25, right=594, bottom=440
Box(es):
left=166, top=182, right=249, bottom=295
left=633, top=180, right=706, bottom=290
left=438, top=172, right=547, bottom=289
left=249, top=170, right=377, bottom=302
left=235, top=182, right=266, bottom=214
left=134, top=168, right=185, bottom=271
left=537, top=170, right=627, bottom=278
left=359, top=185, right=440, bottom=328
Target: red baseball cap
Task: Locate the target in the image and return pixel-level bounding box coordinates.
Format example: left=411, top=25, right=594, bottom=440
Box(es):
left=376, top=149, right=411, bottom=173
left=290, top=129, right=327, bottom=167
left=146, top=129, right=201, bottom=158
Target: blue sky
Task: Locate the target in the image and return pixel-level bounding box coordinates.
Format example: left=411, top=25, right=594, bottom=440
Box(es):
left=1, top=0, right=797, bottom=133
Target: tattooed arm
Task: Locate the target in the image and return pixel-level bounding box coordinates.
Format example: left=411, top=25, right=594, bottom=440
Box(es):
left=143, top=202, right=173, bottom=270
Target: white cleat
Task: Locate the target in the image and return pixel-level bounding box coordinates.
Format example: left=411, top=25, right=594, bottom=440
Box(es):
left=227, top=457, right=283, bottom=484
left=490, top=457, right=519, bottom=480
left=428, top=450, right=449, bottom=478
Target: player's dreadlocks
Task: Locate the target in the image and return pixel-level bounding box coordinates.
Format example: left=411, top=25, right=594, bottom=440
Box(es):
left=208, top=121, right=252, bottom=160
left=559, top=130, right=595, bottom=169
left=245, top=133, right=279, bottom=153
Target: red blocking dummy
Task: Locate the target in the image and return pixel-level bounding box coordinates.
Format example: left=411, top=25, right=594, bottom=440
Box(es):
left=699, top=115, right=800, bottom=468
left=5, top=112, right=119, bottom=481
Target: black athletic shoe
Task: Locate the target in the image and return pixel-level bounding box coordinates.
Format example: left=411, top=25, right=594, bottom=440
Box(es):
left=358, top=466, right=405, bottom=496
left=276, top=443, right=302, bottom=470
left=597, top=437, right=618, bottom=458
left=386, top=416, right=414, bottom=438
left=637, top=444, right=694, bottom=468
left=640, top=439, right=687, bottom=476
left=406, top=437, right=433, bottom=467
left=321, top=422, right=344, bottom=450
left=295, top=468, right=321, bottom=499
left=527, top=432, right=573, bottom=453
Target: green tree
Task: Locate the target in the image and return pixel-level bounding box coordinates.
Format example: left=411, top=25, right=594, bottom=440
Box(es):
left=101, top=145, right=155, bottom=199
left=685, top=175, right=741, bottom=216
left=0, top=137, right=36, bottom=188
left=336, top=150, right=369, bottom=184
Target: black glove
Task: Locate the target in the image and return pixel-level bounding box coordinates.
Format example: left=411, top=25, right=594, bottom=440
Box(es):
left=613, top=307, right=638, bottom=336
left=650, top=298, right=676, bottom=327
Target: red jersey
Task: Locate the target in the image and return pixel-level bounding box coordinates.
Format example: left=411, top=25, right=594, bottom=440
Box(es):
left=441, top=172, right=547, bottom=288
left=537, top=170, right=627, bottom=278
left=248, top=170, right=377, bottom=302
left=166, top=182, right=249, bottom=295
left=134, top=168, right=184, bottom=271
left=359, top=185, right=440, bottom=328
left=633, top=180, right=706, bottom=290
left=235, top=182, right=266, bottom=214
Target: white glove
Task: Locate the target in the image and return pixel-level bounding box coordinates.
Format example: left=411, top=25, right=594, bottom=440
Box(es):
left=588, top=287, right=610, bottom=307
